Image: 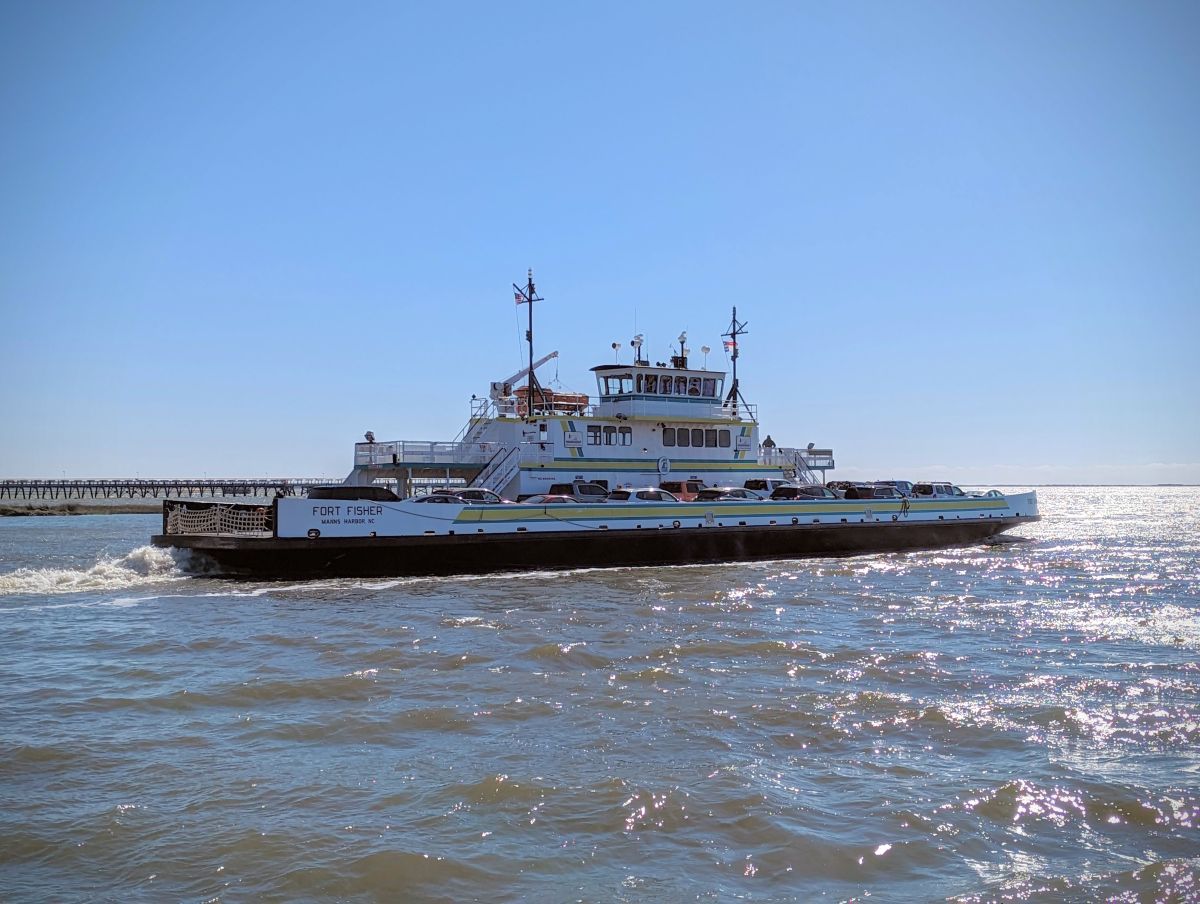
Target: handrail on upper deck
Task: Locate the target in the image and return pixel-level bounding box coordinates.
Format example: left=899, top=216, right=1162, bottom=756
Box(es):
left=354, top=440, right=499, bottom=467
left=451, top=393, right=759, bottom=423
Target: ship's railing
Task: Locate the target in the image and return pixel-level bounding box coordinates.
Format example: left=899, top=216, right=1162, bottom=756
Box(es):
left=470, top=445, right=521, bottom=491
left=354, top=440, right=502, bottom=467
left=763, top=447, right=836, bottom=483
left=799, top=448, right=835, bottom=469
left=452, top=397, right=497, bottom=444
left=592, top=399, right=758, bottom=421
left=561, top=400, right=758, bottom=421
left=162, top=500, right=273, bottom=536
left=449, top=394, right=761, bottom=425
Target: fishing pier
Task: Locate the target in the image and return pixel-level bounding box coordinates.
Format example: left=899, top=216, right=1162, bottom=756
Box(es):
left=0, top=478, right=341, bottom=501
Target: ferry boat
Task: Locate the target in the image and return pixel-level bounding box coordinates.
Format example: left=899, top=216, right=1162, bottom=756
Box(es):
left=153, top=273, right=1039, bottom=577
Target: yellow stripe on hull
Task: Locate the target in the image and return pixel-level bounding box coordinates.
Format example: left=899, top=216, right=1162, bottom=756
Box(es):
left=455, top=498, right=1009, bottom=524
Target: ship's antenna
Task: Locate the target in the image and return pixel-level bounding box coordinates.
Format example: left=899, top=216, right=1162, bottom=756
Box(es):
left=722, top=306, right=749, bottom=416
left=671, top=331, right=688, bottom=369
left=513, top=269, right=545, bottom=418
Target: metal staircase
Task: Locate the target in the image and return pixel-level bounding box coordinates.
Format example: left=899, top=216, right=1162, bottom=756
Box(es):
left=453, top=398, right=495, bottom=446
left=773, top=447, right=836, bottom=485
left=470, top=445, right=521, bottom=495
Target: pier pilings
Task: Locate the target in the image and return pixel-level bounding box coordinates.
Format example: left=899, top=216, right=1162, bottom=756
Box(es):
left=0, top=478, right=339, bottom=501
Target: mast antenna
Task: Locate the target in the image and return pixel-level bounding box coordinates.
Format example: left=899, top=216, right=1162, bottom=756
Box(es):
left=722, top=306, right=750, bottom=415
left=513, top=269, right=545, bottom=418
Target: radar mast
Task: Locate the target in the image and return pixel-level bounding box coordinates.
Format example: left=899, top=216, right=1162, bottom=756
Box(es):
left=723, top=307, right=749, bottom=415
left=513, top=269, right=545, bottom=418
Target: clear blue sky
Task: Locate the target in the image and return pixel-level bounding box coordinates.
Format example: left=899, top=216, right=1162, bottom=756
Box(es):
left=2, top=1, right=1197, bottom=484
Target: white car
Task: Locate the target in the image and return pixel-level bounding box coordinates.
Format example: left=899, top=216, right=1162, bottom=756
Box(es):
left=606, top=488, right=681, bottom=502
left=432, top=488, right=512, bottom=504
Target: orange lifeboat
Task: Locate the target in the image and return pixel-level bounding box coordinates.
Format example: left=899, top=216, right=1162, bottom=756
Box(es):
left=514, top=386, right=589, bottom=416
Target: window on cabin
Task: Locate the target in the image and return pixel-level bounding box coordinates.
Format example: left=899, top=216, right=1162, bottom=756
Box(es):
left=687, top=377, right=701, bottom=396
left=662, top=428, right=676, bottom=446
left=635, top=374, right=643, bottom=393
left=661, top=377, right=672, bottom=395
left=718, top=429, right=731, bottom=447
left=702, top=378, right=716, bottom=397
left=643, top=374, right=658, bottom=393
left=674, top=376, right=687, bottom=395
left=603, top=426, right=617, bottom=445
left=705, top=429, right=717, bottom=447
left=587, top=426, right=601, bottom=445
left=677, top=428, right=690, bottom=447
left=691, top=428, right=704, bottom=446
left=619, top=426, right=632, bottom=445
left=603, top=376, right=633, bottom=395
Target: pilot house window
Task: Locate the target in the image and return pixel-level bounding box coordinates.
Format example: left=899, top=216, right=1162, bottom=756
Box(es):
left=587, top=426, right=601, bottom=445
left=603, top=376, right=633, bottom=395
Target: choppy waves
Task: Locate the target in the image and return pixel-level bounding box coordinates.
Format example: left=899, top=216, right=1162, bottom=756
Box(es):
left=0, top=487, right=1197, bottom=901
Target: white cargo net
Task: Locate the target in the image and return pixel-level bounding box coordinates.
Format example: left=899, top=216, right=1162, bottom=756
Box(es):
left=166, top=503, right=272, bottom=536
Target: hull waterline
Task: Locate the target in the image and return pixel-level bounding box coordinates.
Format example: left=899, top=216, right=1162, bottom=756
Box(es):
left=153, top=515, right=1035, bottom=579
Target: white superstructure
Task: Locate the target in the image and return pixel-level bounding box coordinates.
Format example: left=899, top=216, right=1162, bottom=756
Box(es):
left=344, top=283, right=833, bottom=500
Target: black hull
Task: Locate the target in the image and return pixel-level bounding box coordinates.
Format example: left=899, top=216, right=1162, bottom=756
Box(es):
left=153, top=516, right=1035, bottom=579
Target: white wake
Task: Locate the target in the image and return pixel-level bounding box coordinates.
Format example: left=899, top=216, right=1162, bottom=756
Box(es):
left=0, top=545, right=189, bottom=596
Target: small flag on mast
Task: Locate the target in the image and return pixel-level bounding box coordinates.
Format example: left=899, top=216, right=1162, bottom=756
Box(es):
left=723, top=340, right=736, bottom=350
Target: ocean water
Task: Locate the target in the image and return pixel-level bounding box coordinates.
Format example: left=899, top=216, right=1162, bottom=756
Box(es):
left=0, top=487, right=1196, bottom=903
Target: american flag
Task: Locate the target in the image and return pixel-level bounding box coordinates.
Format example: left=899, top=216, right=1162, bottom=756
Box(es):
left=723, top=340, right=736, bottom=350
left=514, top=291, right=525, bottom=304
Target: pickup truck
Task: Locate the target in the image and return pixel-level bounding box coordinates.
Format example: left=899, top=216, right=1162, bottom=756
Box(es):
left=545, top=481, right=612, bottom=503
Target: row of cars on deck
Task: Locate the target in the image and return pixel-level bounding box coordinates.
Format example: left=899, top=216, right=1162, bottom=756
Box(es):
left=400, top=477, right=984, bottom=505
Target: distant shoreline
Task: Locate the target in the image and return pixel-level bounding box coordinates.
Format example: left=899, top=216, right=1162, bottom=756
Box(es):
left=1, top=503, right=165, bottom=517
